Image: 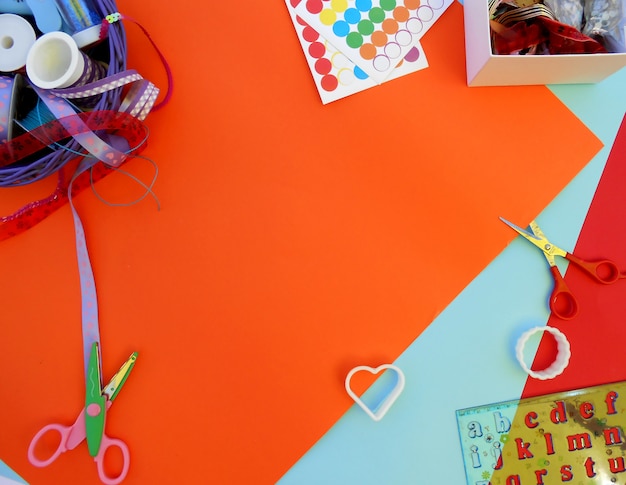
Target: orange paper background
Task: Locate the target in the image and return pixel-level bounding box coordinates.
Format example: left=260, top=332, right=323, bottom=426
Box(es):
left=0, top=2, right=602, bottom=483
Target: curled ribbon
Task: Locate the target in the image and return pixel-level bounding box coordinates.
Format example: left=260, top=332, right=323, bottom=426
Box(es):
left=1, top=6, right=171, bottom=241
left=1, top=92, right=156, bottom=372
left=0, top=110, right=150, bottom=239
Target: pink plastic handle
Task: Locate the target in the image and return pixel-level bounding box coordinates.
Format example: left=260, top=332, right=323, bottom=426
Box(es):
left=28, top=423, right=72, bottom=467
left=95, top=435, right=130, bottom=485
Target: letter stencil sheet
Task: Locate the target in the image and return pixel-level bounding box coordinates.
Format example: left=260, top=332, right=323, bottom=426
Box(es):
left=456, top=381, right=626, bottom=485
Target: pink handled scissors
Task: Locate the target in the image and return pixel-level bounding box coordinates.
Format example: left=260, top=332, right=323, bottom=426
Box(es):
left=500, top=217, right=623, bottom=320
left=28, top=350, right=137, bottom=485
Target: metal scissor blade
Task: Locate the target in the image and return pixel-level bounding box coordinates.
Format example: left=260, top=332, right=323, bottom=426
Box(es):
left=499, top=217, right=546, bottom=248
left=102, top=352, right=138, bottom=402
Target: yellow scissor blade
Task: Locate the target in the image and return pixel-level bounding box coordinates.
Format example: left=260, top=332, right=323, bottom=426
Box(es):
left=500, top=217, right=568, bottom=267
left=102, top=352, right=138, bottom=402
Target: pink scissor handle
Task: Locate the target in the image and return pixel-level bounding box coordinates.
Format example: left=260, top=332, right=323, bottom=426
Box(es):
left=567, top=253, right=621, bottom=284
left=28, top=423, right=72, bottom=467
left=28, top=407, right=88, bottom=467
left=549, top=266, right=579, bottom=320
left=95, top=434, right=131, bottom=485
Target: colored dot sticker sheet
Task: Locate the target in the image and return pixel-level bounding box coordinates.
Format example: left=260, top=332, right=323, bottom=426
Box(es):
left=294, top=0, right=452, bottom=84
left=287, top=0, right=428, bottom=103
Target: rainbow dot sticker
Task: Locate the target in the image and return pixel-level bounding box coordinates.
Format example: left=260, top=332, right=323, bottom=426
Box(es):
left=294, top=0, right=451, bottom=83
left=287, top=0, right=429, bottom=104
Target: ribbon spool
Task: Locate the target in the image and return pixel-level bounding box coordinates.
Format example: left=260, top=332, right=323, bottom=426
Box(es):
left=53, top=0, right=104, bottom=48
left=26, top=31, right=107, bottom=90
left=0, top=13, right=37, bottom=72
left=0, top=73, right=23, bottom=143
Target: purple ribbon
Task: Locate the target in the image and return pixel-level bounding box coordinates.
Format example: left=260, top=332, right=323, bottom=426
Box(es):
left=31, top=70, right=158, bottom=377
left=69, top=159, right=102, bottom=376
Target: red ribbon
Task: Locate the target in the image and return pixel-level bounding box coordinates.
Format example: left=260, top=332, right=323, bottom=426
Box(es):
left=0, top=110, right=149, bottom=241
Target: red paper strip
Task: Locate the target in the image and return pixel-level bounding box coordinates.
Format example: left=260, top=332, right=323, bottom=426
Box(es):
left=522, top=114, right=626, bottom=398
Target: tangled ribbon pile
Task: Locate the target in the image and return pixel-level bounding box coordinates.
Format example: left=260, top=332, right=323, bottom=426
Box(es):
left=0, top=0, right=171, bottom=242
left=0, top=0, right=171, bottom=389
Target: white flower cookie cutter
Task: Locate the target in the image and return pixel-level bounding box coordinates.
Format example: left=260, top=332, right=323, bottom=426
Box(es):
left=345, top=364, right=405, bottom=421
left=515, top=326, right=571, bottom=380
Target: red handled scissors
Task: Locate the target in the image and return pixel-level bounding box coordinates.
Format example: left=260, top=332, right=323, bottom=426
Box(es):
left=28, top=345, right=138, bottom=485
left=500, top=217, right=624, bottom=320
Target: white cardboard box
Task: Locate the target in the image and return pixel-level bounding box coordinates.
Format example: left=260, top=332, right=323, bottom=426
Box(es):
left=464, top=0, right=626, bottom=85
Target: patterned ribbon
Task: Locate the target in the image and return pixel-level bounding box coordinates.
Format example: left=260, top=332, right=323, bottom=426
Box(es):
left=71, top=53, right=109, bottom=108
left=51, top=70, right=159, bottom=121
left=0, top=66, right=158, bottom=379
left=69, top=158, right=102, bottom=376
left=0, top=110, right=148, bottom=170
left=0, top=74, right=21, bottom=144
left=0, top=68, right=158, bottom=240
left=73, top=54, right=108, bottom=90
left=493, top=3, right=557, bottom=24
left=55, top=0, right=101, bottom=34
left=99, top=13, right=174, bottom=111
left=30, top=71, right=157, bottom=375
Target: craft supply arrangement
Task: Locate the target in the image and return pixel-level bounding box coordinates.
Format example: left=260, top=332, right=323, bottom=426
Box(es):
left=1, top=0, right=626, bottom=484
left=1, top=0, right=169, bottom=482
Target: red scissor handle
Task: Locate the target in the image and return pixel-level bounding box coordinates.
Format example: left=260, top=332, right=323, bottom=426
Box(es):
left=549, top=266, right=579, bottom=320
left=566, top=253, right=621, bottom=284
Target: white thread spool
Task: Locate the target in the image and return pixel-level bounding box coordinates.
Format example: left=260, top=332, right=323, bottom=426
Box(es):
left=26, top=31, right=96, bottom=89
left=0, top=14, right=37, bottom=72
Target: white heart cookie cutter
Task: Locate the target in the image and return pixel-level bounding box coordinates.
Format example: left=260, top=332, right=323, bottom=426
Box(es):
left=345, top=364, right=405, bottom=421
